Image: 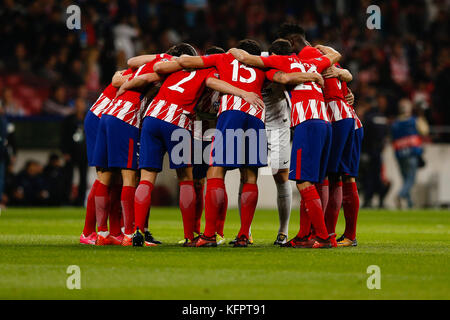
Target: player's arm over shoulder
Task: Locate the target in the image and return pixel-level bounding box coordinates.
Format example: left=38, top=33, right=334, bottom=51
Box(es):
left=111, top=70, right=132, bottom=87
left=127, top=54, right=157, bottom=69
left=205, top=76, right=265, bottom=110
left=115, top=72, right=161, bottom=98
left=153, top=59, right=183, bottom=74
left=337, top=67, right=353, bottom=82
left=177, top=55, right=207, bottom=69
left=268, top=69, right=324, bottom=86
left=314, top=45, right=341, bottom=65
left=322, top=64, right=353, bottom=82
left=229, top=48, right=265, bottom=68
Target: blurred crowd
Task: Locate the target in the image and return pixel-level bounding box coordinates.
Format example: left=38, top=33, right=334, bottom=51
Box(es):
left=0, top=0, right=449, bottom=136
left=0, top=0, right=448, bottom=207
left=0, top=100, right=88, bottom=207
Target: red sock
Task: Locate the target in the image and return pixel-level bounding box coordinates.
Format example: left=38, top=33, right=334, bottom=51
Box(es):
left=179, top=181, right=196, bottom=240
left=315, top=179, right=329, bottom=213
left=109, top=184, right=122, bottom=236
left=134, top=181, right=153, bottom=232
left=194, top=182, right=204, bottom=234
left=307, top=179, right=329, bottom=238
left=83, top=180, right=99, bottom=236
left=299, top=185, right=328, bottom=239
left=297, top=200, right=311, bottom=238
left=204, top=178, right=225, bottom=237
left=324, top=181, right=343, bottom=234
left=343, top=181, right=359, bottom=240
left=95, top=182, right=110, bottom=232
left=216, top=188, right=228, bottom=237
left=121, top=186, right=136, bottom=235
left=237, top=183, right=258, bottom=238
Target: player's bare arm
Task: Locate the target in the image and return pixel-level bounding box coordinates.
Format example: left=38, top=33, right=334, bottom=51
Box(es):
left=228, top=48, right=265, bottom=68
left=153, top=60, right=184, bottom=74
left=127, top=54, right=157, bottom=69
left=205, top=77, right=265, bottom=110
left=314, top=45, right=342, bottom=64
left=177, top=55, right=206, bottom=69
left=272, top=71, right=324, bottom=87
left=337, top=68, right=352, bottom=82
left=345, top=87, right=355, bottom=105
left=322, top=66, right=353, bottom=82
left=111, top=70, right=132, bottom=88
left=115, top=73, right=161, bottom=98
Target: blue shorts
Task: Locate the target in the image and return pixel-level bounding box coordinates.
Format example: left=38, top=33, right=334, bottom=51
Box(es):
left=193, top=139, right=211, bottom=180
left=345, top=127, right=364, bottom=177
left=84, top=111, right=100, bottom=167
left=289, top=119, right=332, bottom=183
left=211, top=110, right=267, bottom=168
left=92, top=114, right=139, bottom=170
left=327, top=118, right=355, bottom=175
left=140, top=116, right=192, bottom=171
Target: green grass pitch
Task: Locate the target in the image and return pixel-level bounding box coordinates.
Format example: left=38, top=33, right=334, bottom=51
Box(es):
left=0, top=207, right=448, bottom=299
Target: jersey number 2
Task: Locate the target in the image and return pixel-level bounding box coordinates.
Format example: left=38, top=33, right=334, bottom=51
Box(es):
left=168, top=71, right=196, bottom=93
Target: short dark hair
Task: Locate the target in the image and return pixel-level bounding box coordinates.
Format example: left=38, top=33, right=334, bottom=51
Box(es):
left=166, top=43, right=198, bottom=57
left=277, top=23, right=306, bottom=39
left=268, top=39, right=293, bottom=55
left=205, top=46, right=225, bottom=55
left=237, top=39, right=262, bottom=55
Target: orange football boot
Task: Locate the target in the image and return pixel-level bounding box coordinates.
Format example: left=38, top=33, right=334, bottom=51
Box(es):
left=121, top=234, right=133, bottom=246
left=196, top=234, right=217, bottom=247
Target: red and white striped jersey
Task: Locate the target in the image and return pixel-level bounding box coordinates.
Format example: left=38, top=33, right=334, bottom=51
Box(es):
left=322, top=62, right=356, bottom=122
left=323, top=67, right=346, bottom=103
left=89, top=68, right=134, bottom=117
left=218, top=94, right=265, bottom=120
left=289, top=99, right=328, bottom=126
left=90, top=89, right=113, bottom=117
left=103, top=54, right=172, bottom=127
left=323, top=67, right=355, bottom=122
left=354, top=110, right=363, bottom=129
left=201, top=53, right=266, bottom=121
left=262, top=54, right=331, bottom=127
left=298, top=47, right=345, bottom=102
left=341, top=82, right=363, bottom=129
left=103, top=98, right=148, bottom=128
left=326, top=100, right=354, bottom=122
left=298, top=47, right=355, bottom=123
left=144, top=67, right=218, bottom=130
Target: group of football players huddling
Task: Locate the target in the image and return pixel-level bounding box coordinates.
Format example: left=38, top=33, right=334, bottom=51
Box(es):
left=80, top=23, right=363, bottom=249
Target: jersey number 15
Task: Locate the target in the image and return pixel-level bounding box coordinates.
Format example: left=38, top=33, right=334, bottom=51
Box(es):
left=231, top=59, right=256, bottom=83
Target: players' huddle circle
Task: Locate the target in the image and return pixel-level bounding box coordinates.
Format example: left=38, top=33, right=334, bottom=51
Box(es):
left=80, top=24, right=362, bottom=250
